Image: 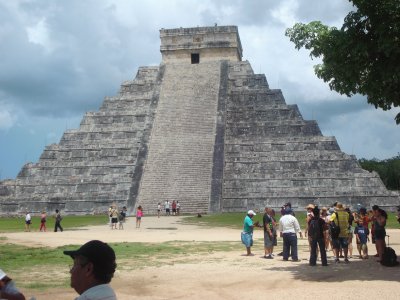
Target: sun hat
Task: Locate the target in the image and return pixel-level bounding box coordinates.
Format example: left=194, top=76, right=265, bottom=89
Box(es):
left=247, top=210, right=256, bottom=216
left=336, top=202, right=345, bottom=210
left=305, top=204, right=315, bottom=210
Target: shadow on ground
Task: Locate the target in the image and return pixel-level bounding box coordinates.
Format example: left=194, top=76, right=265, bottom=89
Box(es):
left=265, top=257, right=400, bottom=282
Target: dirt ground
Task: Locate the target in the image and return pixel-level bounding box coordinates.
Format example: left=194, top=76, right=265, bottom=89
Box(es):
left=1, top=216, right=400, bottom=300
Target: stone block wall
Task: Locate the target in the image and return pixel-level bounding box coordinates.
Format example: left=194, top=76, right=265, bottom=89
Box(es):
left=0, top=66, right=164, bottom=214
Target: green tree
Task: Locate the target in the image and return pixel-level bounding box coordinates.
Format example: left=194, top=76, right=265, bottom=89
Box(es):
left=285, top=0, right=400, bottom=123
left=359, top=155, right=400, bottom=190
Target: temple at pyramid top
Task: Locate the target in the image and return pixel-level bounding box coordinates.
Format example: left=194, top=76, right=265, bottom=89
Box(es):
left=160, top=26, right=243, bottom=63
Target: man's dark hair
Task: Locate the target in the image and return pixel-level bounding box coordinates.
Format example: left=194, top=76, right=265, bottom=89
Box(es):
left=312, top=206, right=320, bottom=217
left=378, top=208, right=388, bottom=219
left=372, top=205, right=380, bottom=211
left=55, top=209, right=59, bottom=213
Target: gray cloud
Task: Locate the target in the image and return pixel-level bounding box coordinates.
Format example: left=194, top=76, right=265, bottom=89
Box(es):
left=0, top=0, right=399, bottom=180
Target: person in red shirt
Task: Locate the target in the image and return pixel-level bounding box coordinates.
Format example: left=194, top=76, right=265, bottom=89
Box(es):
left=172, top=200, right=177, bottom=216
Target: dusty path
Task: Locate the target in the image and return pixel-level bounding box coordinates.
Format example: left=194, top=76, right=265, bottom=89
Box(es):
left=0, top=216, right=239, bottom=247
left=1, top=216, right=400, bottom=300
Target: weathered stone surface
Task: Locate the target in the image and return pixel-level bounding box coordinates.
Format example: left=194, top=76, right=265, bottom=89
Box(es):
left=0, top=26, right=398, bottom=215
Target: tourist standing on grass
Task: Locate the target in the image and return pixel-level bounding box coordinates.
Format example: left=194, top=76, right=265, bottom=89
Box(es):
left=373, top=207, right=387, bottom=262
left=136, top=206, right=143, bottom=228
left=354, top=219, right=369, bottom=259
left=0, top=269, right=26, bottom=300
left=329, top=203, right=349, bottom=263
left=304, top=204, right=315, bottom=253
left=346, top=207, right=355, bottom=258
left=108, top=206, right=112, bottom=227
left=157, top=203, right=161, bottom=218
left=270, top=209, right=278, bottom=248
left=24, top=211, right=31, bottom=232
left=279, top=208, right=303, bottom=262
left=262, top=207, right=274, bottom=259
left=54, top=209, right=63, bottom=232
left=165, top=200, right=170, bottom=216
left=370, top=205, right=380, bottom=257
left=39, top=211, right=46, bottom=232
left=320, top=207, right=331, bottom=252
left=63, top=240, right=117, bottom=300
left=308, top=206, right=328, bottom=266
left=172, top=200, right=177, bottom=215
left=110, top=206, right=119, bottom=230
left=118, top=206, right=127, bottom=230
left=241, top=210, right=259, bottom=256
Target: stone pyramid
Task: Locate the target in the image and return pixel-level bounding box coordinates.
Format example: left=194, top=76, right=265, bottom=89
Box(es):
left=0, top=26, right=398, bottom=215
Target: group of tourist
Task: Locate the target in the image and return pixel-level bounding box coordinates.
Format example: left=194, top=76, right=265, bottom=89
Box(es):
left=160, top=200, right=180, bottom=217
left=23, top=209, right=63, bottom=233
left=242, top=201, right=390, bottom=266
left=108, top=205, right=128, bottom=229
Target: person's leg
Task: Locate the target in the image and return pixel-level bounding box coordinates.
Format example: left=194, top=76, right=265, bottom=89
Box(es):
left=290, top=234, right=298, bottom=260
left=309, top=238, right=317, bottom=265
left=348, top=235, right=353, bottom=257
left=357, top=243, right=362, bottom=258
left=376, top=239, right=385, bottom=261
left=332, top=239, right=339, bottom=262
left=341, top=238, right=349, bottom=262
left=364, top=244, right=369, bottom=258
left=282, top=234, right=290, bottom=260
left=318, top=238, right=328, bottom=265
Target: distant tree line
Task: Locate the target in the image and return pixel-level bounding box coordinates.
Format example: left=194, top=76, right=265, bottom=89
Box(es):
left=359, top=155, right=400, bottom=190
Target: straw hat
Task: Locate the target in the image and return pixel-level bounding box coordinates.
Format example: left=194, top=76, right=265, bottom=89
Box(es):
left=305, top=204, right=315, bottom=210
left=335, top=202, right=345, bottom=210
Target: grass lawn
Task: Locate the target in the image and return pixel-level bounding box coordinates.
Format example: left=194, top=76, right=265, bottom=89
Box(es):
left=1, top=211, right=398, bottom=233
left=0, top=215, right=108, bottom=233
left=0, top=240, right=239, bottom=290
left=181, top=211, right=400, bottom=230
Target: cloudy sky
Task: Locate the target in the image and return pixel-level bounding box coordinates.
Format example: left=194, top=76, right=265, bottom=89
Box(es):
left=0, top=0, right=399, bottom=179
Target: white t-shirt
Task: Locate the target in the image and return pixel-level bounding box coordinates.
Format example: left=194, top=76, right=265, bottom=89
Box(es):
left=25, top=214, right=31, bottom=222
left=75, top=284, right=116, bottom=300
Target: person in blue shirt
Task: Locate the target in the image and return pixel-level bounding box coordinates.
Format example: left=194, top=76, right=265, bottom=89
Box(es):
left=354, top=220, right=369, bottom=259
left=241, top=210, right=260, bottom=256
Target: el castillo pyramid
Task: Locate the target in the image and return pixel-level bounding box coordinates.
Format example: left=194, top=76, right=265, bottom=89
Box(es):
left=0, top=26, right=398, bottom=215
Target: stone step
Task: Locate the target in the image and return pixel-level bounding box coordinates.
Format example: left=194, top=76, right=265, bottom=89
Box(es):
left=136, top=62, right=222, bottom=213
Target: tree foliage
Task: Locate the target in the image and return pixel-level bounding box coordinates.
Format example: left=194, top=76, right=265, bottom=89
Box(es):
left=285, top=0, right=400, bottom=123
left=359, top=155, right=400, bottom=190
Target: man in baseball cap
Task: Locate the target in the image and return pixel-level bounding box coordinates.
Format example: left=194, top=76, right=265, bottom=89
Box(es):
left=63, top=240, right=117, bottom=300
left=241, top=210, right=260, bottom=256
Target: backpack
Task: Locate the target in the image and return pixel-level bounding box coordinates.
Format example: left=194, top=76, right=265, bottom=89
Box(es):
left=381, top=247, right=399, bottom=267
left=329, top=213, right=340, bottom=239
left=308, top=218, right=321, bottom=240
